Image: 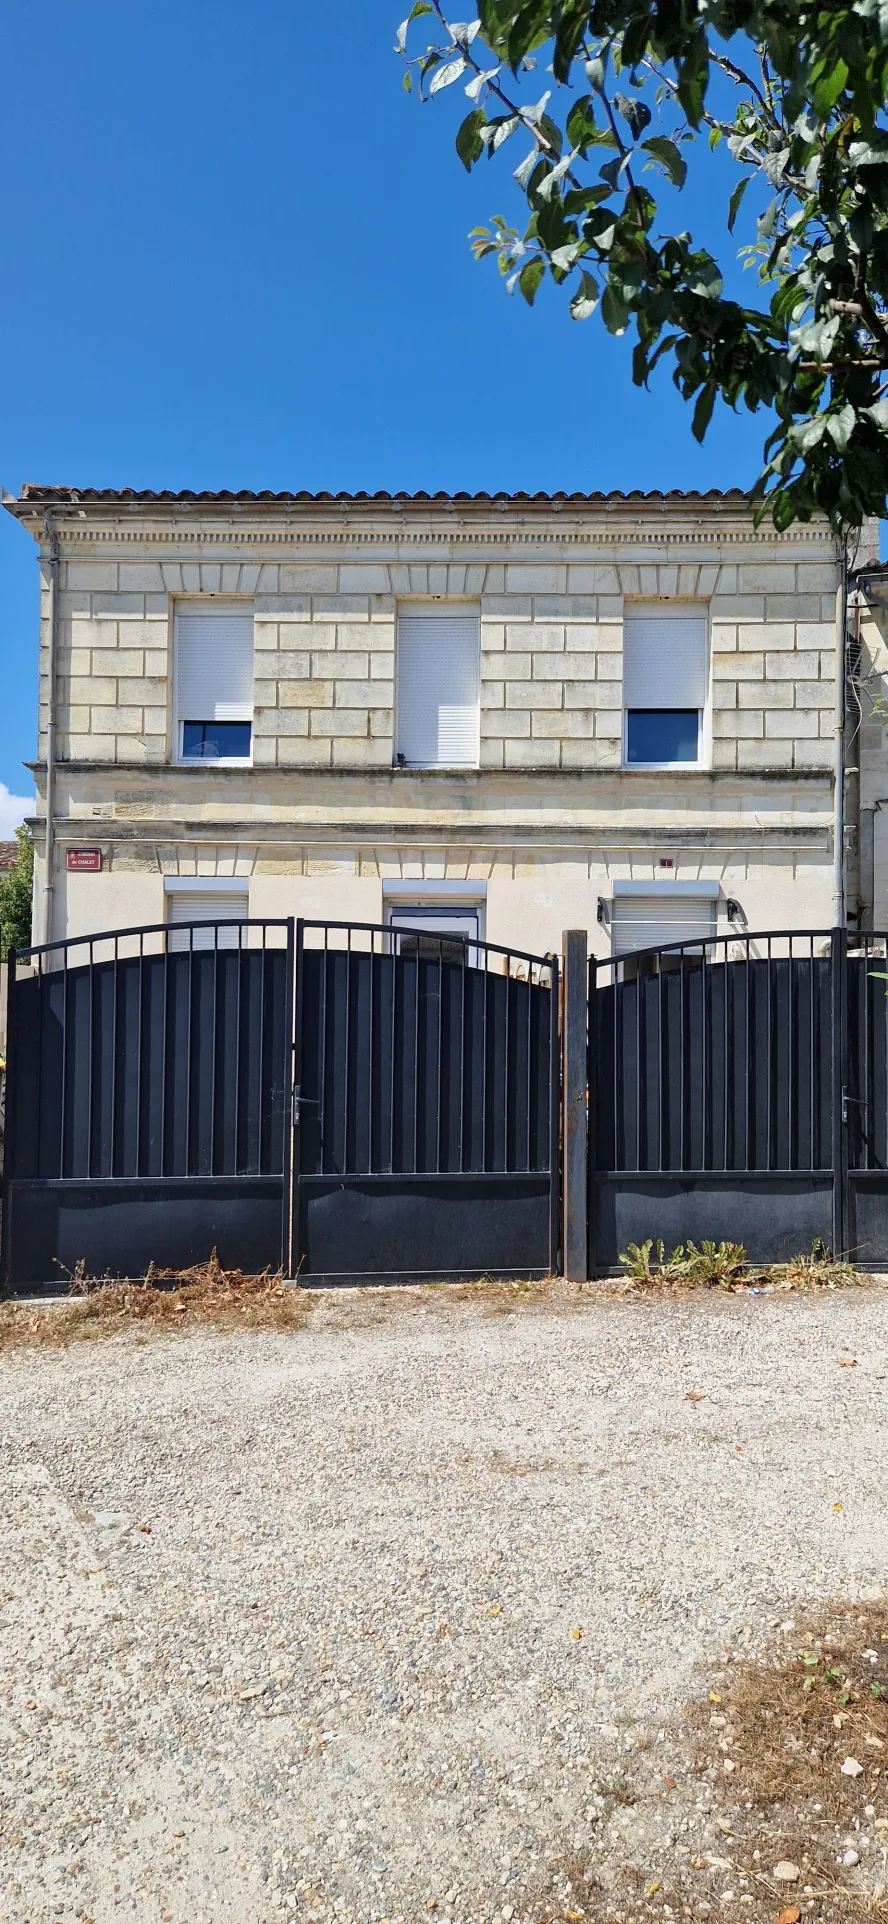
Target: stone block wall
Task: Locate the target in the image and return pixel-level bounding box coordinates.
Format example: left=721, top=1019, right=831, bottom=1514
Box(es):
left=43, top=550, right=840, bottom=773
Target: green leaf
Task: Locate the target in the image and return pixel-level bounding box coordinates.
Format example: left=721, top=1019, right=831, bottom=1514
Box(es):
left=641, top=136, right=687, bottom=188
left=601, top=280, right=630, bottom=335
left=456, top=108, right=487, bottom=170
left=535, top=149, right=577, bottom=202
left=615, top=92, right=652, bottom=140
left=865, top=397, right=888, bottom=431
left=513, top=148, right=539, bottom=188
left=550, top=241, right=583, bottom=272
left=790, top=414, right=829, bottom=453
left=519, top=256, right=545, bottom=305
left=429, top=57, right=467, bottom=94
left=827, top=404, right=856, bottom=451
left=727, top=175, right=750, bottom=234
left=810, top=54, right=849, bottom=115
left=395, top=2, right=433, bottom=52
left=687, top=254, right=723, bottom=298
left=570, top=270, right=599, bottom=320
left=692, top=383, right=716, bottom=441
left=566, top=96, right=599, bottom=153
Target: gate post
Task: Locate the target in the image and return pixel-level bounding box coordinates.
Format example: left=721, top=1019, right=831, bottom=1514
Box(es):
left=0, top=948, right=17, bottom=1295
left=562, top=929, right=588, bottom=1282
left=830, top=925, right=849, bottom=1259
left=282, top=918, right=297, bottom=1280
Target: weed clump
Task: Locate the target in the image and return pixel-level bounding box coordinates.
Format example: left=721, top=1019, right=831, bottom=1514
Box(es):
left=618, top=1237, right=868, bottom=1291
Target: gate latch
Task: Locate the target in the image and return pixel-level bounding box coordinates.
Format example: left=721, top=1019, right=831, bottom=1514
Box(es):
left=292, top=1086, right=319, bottom=1126
left=841, top=1089, right=870, bottom=1125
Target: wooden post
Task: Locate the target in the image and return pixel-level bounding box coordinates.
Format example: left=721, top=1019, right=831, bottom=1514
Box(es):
left=562, top=928, right=588, bottom=1282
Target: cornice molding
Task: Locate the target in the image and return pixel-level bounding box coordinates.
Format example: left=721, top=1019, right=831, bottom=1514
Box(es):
left=48, top=820, right=830, bottom=848
left=29, top=758, right=833, bottom=790
left=25, top=522, right=836, bottom=553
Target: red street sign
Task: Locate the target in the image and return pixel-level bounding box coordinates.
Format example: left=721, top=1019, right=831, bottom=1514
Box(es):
left=66, top=848, right=102, bottom=872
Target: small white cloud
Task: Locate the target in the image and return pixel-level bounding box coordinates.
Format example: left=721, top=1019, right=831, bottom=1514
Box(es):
left=0, top=783, right=34, bottom=841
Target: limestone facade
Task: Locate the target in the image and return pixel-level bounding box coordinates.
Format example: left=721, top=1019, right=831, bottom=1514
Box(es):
left=4, top=485, right=870, bottom=957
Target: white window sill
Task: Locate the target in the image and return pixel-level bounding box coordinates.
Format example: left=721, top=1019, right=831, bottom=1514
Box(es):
left=173, top=758, right=254, bottom=770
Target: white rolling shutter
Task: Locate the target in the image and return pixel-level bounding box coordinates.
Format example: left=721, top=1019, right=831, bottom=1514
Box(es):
left=623, top=605, right=708, bottom=709
left=396, top=609, right=480, bottom=767
left=166, top=888, right=249, bottom=953
left=175, top=607, right=254, bottom=722
left=612, top=893, right=717, bottom=956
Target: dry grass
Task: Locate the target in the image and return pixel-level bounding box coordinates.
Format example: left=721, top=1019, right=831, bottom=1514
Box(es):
left=702, top=1602, right=888, bottom=1820
left=0, top=1255, right=878, bottom=1353
left=0, top=1263, right=572, bottom=1351
left=0, top=1250, right=314, bottom=1350
left=558, top=1603, right=888, bottom=1924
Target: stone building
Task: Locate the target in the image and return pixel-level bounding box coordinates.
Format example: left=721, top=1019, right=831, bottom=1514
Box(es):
left=3, top=483, right=877, bottom=958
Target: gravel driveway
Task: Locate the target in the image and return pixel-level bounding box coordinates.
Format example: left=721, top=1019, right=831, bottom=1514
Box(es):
left=2, top=1286, right=887, bottom=1924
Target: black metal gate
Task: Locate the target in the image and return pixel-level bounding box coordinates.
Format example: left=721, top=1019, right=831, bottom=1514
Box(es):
left=1, top=916, right=560, bottom=1290
left=291, top=921, right=560, bottom=1283
left=1, top=919, right=294, bottom=1289
left=588, top=927, right=888, bottom=1271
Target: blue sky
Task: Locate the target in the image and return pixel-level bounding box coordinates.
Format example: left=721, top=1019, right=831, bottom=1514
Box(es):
left=0, top=0, right=776, bottom=830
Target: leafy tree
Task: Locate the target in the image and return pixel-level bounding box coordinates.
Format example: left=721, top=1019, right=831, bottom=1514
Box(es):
left=0, top=824, right=33, bottom=963
left=398, top=0, right=888, bottom=534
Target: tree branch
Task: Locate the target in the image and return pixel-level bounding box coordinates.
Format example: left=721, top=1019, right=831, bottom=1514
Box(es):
left=710, top=51, right=775, bottom=124
left=855, top=253, right=888, bottom=357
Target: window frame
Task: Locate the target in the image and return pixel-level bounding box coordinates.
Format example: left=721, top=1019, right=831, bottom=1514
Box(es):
left=393, top=600, right=482, bottom=772
left=622, top=706, right=704, bottom=771
left=621, top=602, right=711, bottom=773
left=383, top=884, right=487, bottom=963
left=172, top=599, right=255, bottom=769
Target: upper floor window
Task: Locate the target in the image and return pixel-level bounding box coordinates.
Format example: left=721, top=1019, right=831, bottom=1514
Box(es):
left=174, top=604, right=254, bottom=764
left=623, top=605, right=708, bottom=768
left=395, top=605, right=480, bottom=769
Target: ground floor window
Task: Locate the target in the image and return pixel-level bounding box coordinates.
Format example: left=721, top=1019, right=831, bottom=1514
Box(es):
left=165, top=884, right=250, bottom=952
left=610, top=884, right=718, bottom=958
left=384, top=898, right=484, bottom=963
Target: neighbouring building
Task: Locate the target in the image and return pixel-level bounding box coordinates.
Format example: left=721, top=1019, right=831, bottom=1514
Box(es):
left=3, top=483, right=881, bottom=959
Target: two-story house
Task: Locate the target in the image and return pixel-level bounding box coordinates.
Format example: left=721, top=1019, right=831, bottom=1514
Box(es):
left=3, top=483, right=877, bottom=958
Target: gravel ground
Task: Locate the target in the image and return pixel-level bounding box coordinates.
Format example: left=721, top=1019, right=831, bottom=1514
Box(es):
left=1, top=1285, right=888, bottom=1924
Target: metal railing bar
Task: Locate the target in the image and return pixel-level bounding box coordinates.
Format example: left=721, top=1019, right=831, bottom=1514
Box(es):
left=59, top=942, right=70, bottom=1180
left=767, top=935, right=774, bottom=1173
left=810, top=935, right=817, bottom=1174
left=526, top=962, right=533, bottom=1175
left=413, top=946, right=420, bottom=1177
left=680, top=949, right=686, bottom=1174
left=185, top=926, right=194, bottom=1179
left=87, top=944, right=95, bottom=1180
left=15, top=917, right=291, bottom=965
left=296, top=918, right=554, bottom=974
left=436, top=946, right=444, bottom=1177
